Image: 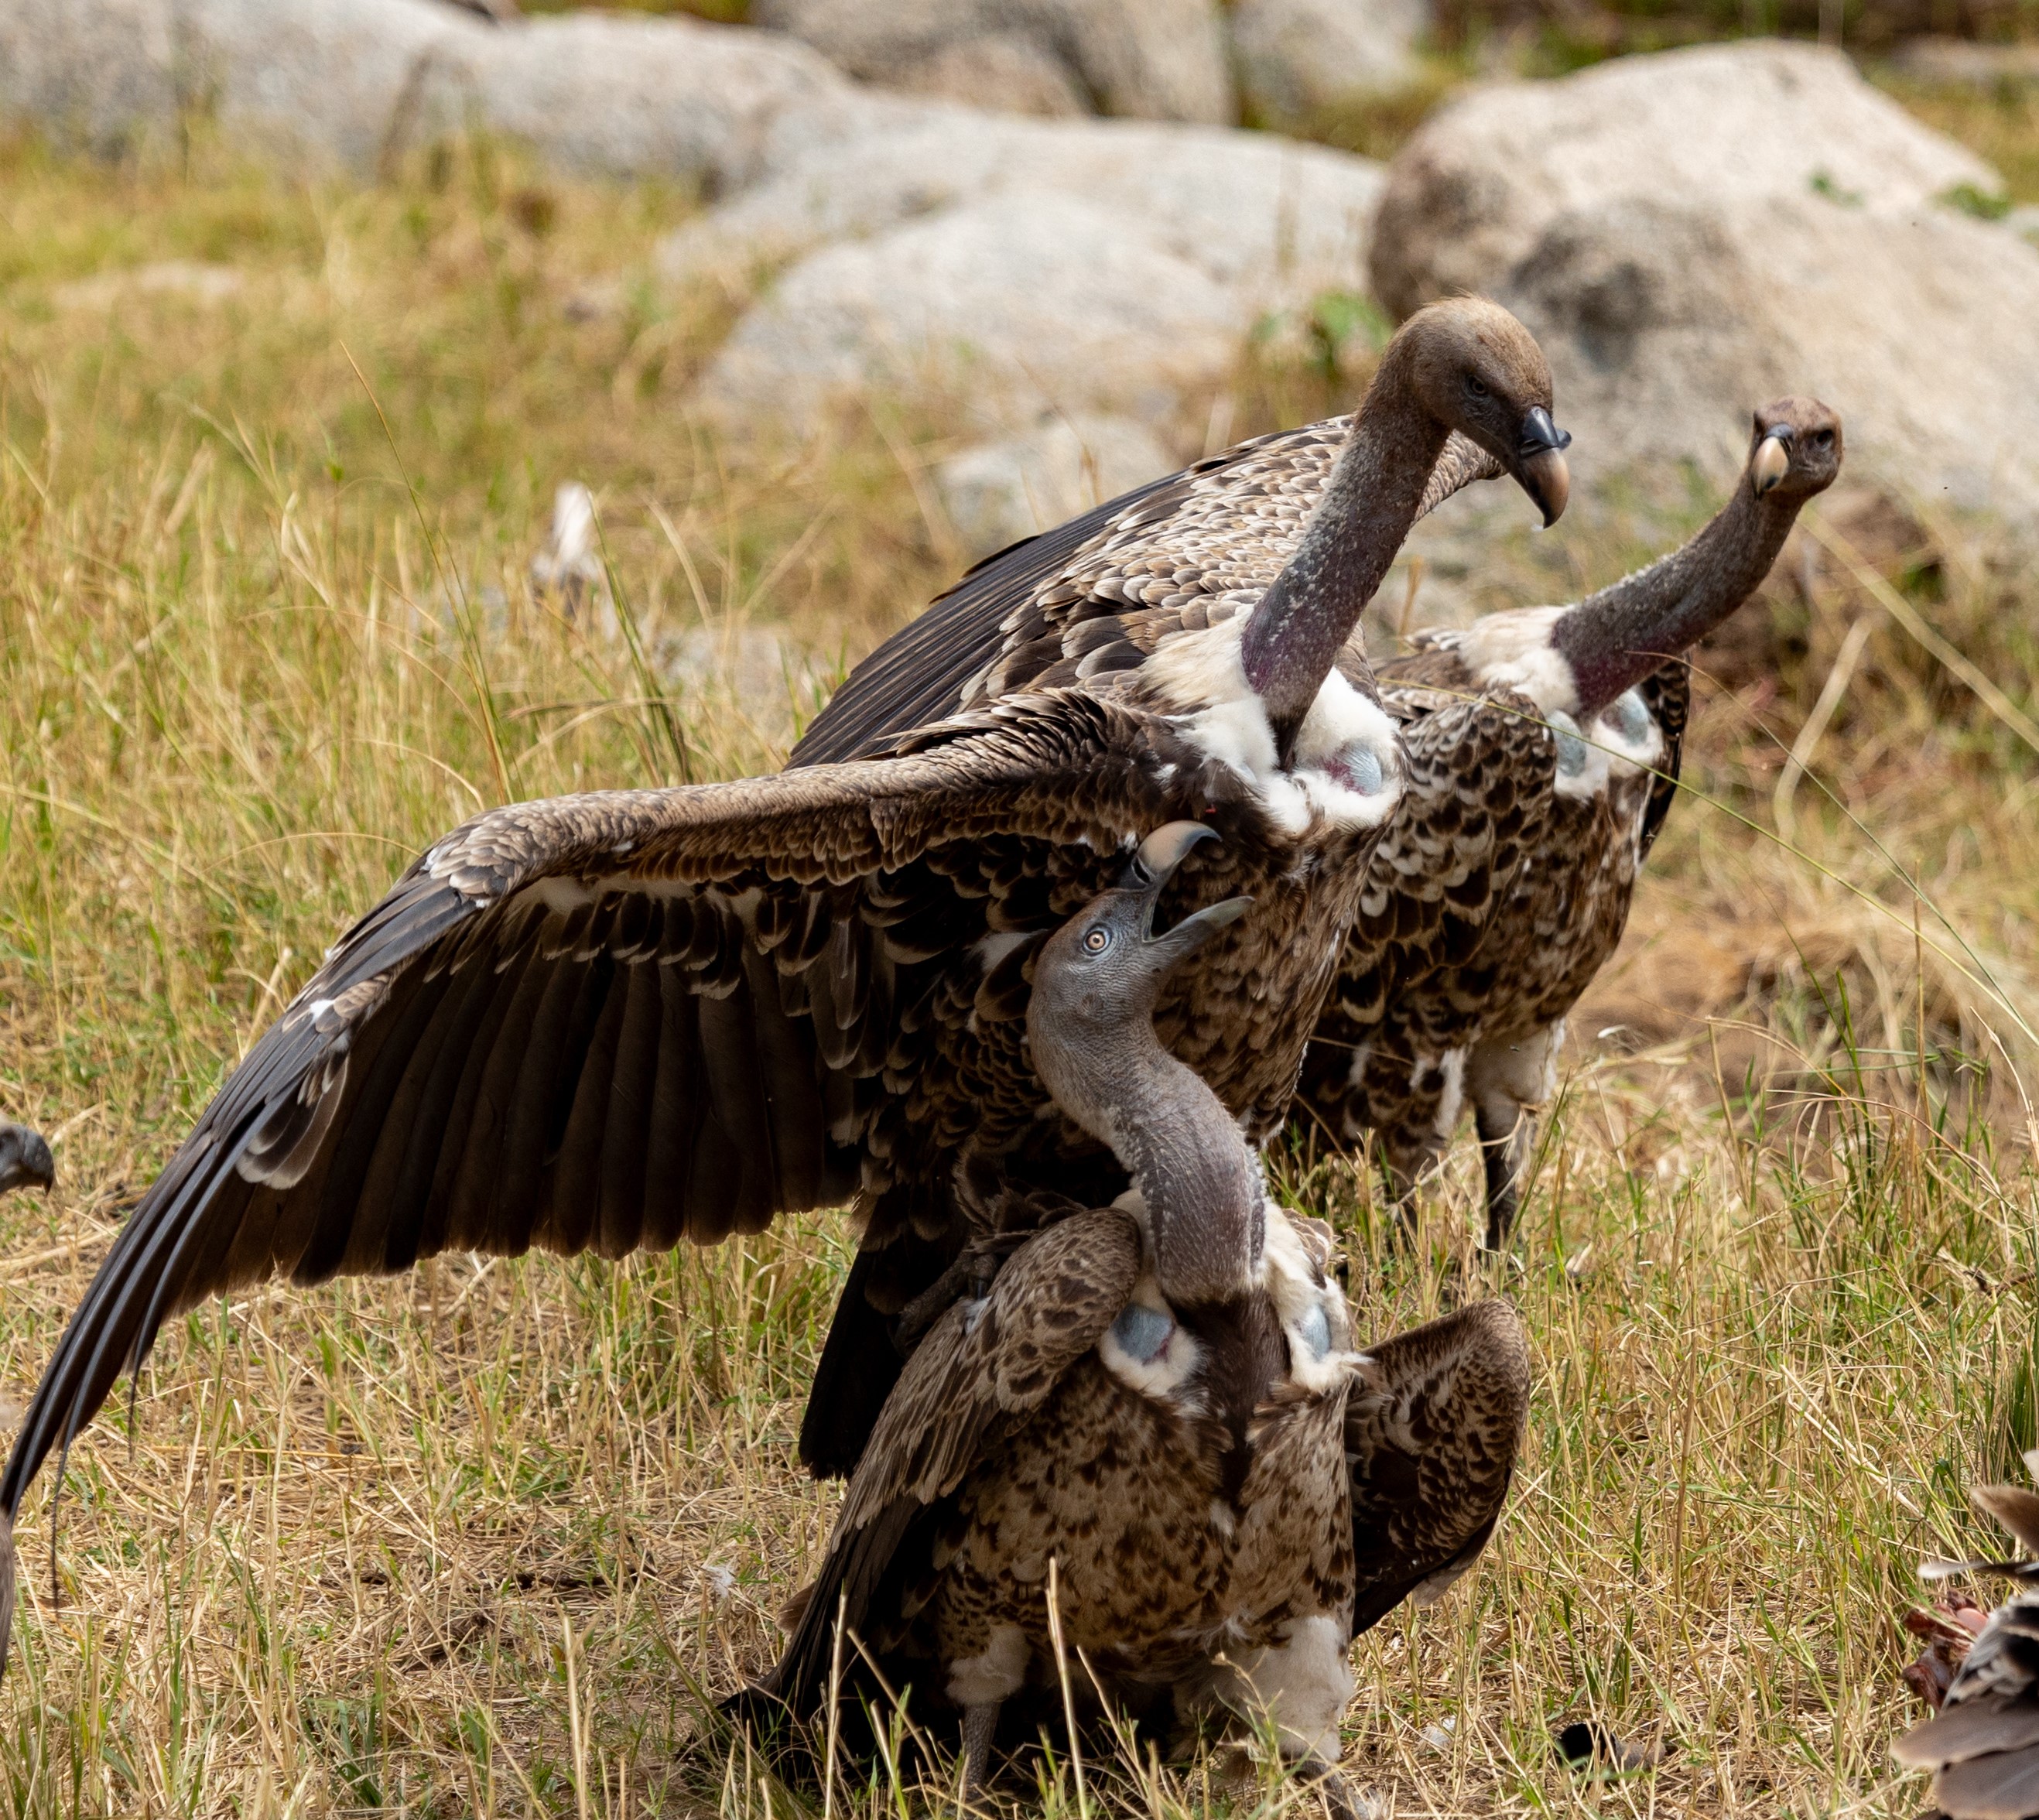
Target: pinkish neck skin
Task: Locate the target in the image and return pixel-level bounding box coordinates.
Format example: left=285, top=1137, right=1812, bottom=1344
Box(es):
left=1551, top=476, right=1808, bottom=719
left=1239, top=348, right=1445, bottom=757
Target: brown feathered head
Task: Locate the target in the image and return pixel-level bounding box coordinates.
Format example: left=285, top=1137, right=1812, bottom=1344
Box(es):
left=1390, top=296, right=1571, bottom=527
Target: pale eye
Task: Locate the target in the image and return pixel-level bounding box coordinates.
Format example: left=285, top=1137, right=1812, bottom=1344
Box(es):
left=1465, top=374, right=1490, bottom=399
left=1083, top=928, right=1110, bottom=953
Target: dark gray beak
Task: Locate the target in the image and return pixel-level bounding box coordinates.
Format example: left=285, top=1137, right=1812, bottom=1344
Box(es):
left=1516, top=406, right=1572, bottom=528
left=1752, top=426, right=1791, bottom=496
left=1128, top=820, right=1217, bottom=890
left=0, top=1126, right=54, bottom=1197
left=1124, top=823, right=1252, bottom=956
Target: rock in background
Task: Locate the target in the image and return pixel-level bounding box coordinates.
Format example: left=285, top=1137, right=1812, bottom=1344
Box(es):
left=1232, top=0, right=1428, bottom=122
left=1371, top=39, right=2039, bottom=528
left=936, top=415, right=1177, bottom=555
left=0, top=0, right=865, bottom=187
left=1370, top=41, right=1995, bottom=314
left=751, top=0, right=1236, bottom=122
left=666, top=111, right=1384, bottom=439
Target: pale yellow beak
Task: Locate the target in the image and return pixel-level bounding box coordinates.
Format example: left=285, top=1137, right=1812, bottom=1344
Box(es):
left=1753, top=433, right=1791, bottom=495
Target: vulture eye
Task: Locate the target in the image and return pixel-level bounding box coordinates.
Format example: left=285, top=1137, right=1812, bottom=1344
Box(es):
left=1465, top=374, right=1490, bottom=399
left=1813, top=429, right=1833, bottom=450
left=1083, top=927, right=1111, bottom=953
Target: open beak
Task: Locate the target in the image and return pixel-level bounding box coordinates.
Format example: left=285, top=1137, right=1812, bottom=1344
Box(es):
left=1124, top=822, right=1252, bottom=956
left=1515, top=406, right=1572, bottom=528
left=1752, top=428, right=1791, bottom=496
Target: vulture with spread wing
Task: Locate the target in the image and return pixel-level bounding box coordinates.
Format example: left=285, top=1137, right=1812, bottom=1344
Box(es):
left=797, top=388, right=1842, bottom=1252
left=0, top=299, right=1566, bottom=1671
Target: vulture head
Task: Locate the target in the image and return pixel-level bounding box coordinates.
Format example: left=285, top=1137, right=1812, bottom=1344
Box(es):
left=1028, top=823, right=1264, bottom=1306
left=1747, top=396, right=1843, bottom=503
left=0, top=1124, right=53, bottom=1198
left=1394, top=296, right=1571, bottom=527
left=1029, top=823, right=1250, bottom=1050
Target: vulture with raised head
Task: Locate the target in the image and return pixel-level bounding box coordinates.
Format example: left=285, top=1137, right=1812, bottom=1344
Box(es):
left=799, top=396, right=1840, bottom=1252
left=1299, top=399, right=1842, bottom=1247
left=748, top=826, right=1529, bottom=1801
left=0, top=298, right=1566, bottom=1671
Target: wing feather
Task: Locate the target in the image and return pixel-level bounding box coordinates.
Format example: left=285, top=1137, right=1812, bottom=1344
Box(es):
left=0, top=702, right=1168, bottom=1588
left=789, top=422, right=1500, bottom=768
left=763, top=1207, right=1141, bottom=1712
left=1346, top=1299, right=1531, bottom=1636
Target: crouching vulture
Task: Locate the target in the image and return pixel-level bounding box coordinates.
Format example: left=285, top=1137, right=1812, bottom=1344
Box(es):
left=0, top=298, right=1567, bottom=1671
left=1299, top=399, right=1843, bottom=1247
left=747, top=826, right=1529, bottom=1802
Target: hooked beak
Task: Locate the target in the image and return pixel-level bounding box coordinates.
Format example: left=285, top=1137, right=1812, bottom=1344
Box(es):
left=1752, top=427, right=1791, bottom=496
left=1124, top=822, right=1252, bottom=956
left=0, top=1129, right=54, bottom=1197
left=1515, top=406, right=1572, bottom=528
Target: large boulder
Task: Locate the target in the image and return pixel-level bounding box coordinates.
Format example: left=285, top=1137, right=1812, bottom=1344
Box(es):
left=1493, top=189, right=2039, bottom=525
left=937, top=416, right=1177, bottom=555
left=696, top=190, right=1244, bottom=433
left=751, top=0, right=1234, bottom=123
left=1231, top=0, right=1428, bottom=122
left=0, top=0, right=862, bottom=188
left=1370, top=41, right=1998, bottom=317
left=666, top=111, right=1385, bottom=435
left=1364, top=40, right=2039, bottom=525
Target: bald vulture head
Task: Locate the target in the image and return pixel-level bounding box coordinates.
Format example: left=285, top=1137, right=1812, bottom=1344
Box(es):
left=1747, top=396, right=1843, bottom=502
left=0, top=1126, right=53, bottom=1199
left=1028, top=823, right=1260, bottom=1306
left=1028, top=824, right=1250, bottom=1075
left=1389, top=296, right=1571, bottom=526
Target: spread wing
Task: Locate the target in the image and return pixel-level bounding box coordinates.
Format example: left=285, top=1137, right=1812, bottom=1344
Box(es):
left=0, top=700, right=1172, bottom=1591
left=790, top=425, right=1501, bottom=768
left=1346, top=1299, right=1531, bottom=1636
left=758, top=1209, right=1141, bottom=1713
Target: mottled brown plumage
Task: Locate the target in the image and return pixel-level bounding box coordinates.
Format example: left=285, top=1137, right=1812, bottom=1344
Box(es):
left=0, top=304, right=1565, bottom=1672
left=1298, top=399, right=1843, bottom=1247
left=1896, top=1485, right=2039, bottom=1818
left=752, top=830, right=1531, bottom=1799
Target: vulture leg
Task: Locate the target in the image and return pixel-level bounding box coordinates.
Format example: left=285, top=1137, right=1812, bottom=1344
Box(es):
left=1294, top=1756, right=1363, bottom=1820
left=1473, top=1102, right=1531, bottom=1253
left=1346, top=1299, right=1531, bottom=1640
left=960, top=1701, right=999, bottom=1797
left=1466, top=1025, right=1563, bottom=1252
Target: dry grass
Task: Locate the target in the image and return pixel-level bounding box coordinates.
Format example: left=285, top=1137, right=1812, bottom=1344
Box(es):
left=3, top=118, right=2039, bottom=1820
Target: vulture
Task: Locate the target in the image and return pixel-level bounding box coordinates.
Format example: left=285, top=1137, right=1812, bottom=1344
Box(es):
left=795, top=396, right=1839, bottom=1252
left=1894, top=1481, right=2039, bottom=1818
left=746, top=825, right=1530, bottom=1801
left=1298, top=398, right=1842, bottom=1246
left=0, top=1126, right=54, bottom=1199
left=0, top=297, right=1566, bottom=1674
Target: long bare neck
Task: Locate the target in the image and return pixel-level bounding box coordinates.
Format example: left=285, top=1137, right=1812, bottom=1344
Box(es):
left=1113, top=1048, right=1265, bottom=1309
left=1551, top=477, right=1804, bottom=717
left=1042, top=1021, right=1264, bottom=1308
left=1239, top=351, right=1445, bottom=758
